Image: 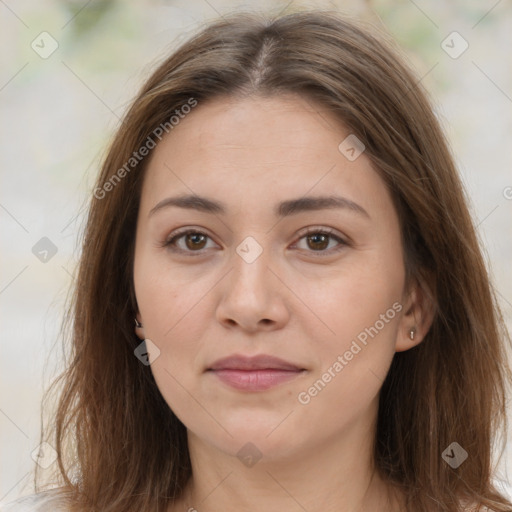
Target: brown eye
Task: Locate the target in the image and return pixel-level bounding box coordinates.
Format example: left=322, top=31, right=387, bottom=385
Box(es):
left=294, top=228, right=347, bottom=256
left=306, top=233, right=330, bottom=251
left=184, top=232, right=208, bottom=250
left=164, top=230, right=215, bottom=254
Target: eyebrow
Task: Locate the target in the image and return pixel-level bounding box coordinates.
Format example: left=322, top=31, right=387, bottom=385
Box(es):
left=148, top=194, right=370, bottom=219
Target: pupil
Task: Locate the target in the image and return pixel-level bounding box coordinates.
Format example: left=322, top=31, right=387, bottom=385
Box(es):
left=309, top=234, right=328, bottom=250
left=187, top=233, right=206, bottom=249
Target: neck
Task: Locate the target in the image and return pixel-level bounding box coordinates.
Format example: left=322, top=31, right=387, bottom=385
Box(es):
left=170, top=409, right=402, bottom=512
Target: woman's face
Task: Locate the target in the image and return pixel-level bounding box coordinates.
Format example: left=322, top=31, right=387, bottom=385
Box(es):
left=133, top=94, right=418, bottom=462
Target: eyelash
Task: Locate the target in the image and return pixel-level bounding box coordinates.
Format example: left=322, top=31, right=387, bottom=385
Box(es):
left=161, top=226, right=348, bottom=257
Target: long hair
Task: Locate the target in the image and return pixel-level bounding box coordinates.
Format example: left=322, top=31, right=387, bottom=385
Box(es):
left=35, top=10, right=512, bottom=512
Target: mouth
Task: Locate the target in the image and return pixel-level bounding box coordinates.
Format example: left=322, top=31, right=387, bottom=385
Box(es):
left=206, top=354, right=307, bottom=391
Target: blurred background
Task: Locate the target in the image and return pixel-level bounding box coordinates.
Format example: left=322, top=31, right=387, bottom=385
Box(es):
left=1, top=0, right=511, bottom=503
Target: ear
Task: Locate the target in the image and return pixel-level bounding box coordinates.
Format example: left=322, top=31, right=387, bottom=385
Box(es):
left=134, top=312, right=145, bottom=340
left=395, top=276, right=436, bottom=352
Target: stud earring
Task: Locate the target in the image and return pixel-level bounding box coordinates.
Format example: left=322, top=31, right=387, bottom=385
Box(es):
left=134, top=318, right=143, bottom=328
left=409, top=327, right=416, bottom=340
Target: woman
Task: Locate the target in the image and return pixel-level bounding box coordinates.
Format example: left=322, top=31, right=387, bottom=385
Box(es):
left=3, top=9, right=511, bottom=512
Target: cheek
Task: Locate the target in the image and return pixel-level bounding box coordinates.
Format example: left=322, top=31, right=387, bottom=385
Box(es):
left=298, top=250, right=404, bottom=342
left=295, top=277, right=400, bottom=425
left=134, top=244, right=208, bottom=336
left=134, top=263, right=211, bottom=424
left=133, top=249, right=208, bottom=393
left=294, top=247, right=403, bottom=397
left=136, top=275, right=209, bottom=364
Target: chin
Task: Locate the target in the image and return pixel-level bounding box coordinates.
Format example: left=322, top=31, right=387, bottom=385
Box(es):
left=193, top=418, right=306, bottom=464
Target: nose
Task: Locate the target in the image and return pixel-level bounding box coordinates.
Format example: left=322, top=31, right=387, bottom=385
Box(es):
left=215, top=244, right=290, bottom=333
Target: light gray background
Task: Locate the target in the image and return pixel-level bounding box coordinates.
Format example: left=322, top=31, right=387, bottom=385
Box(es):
left=1, top=0, right=511, bottom=503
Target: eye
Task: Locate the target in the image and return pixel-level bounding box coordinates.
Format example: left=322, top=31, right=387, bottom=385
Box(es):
left=292, top=227, right=347, bottom=256
left=163, top=229, right=217, bottom=255
left=161, top=226, right=348, bottom=256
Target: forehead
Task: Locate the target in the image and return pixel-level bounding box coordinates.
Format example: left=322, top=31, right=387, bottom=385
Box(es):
left=160, top=93, right=348, bottom=161
left=140, top=93, right=393, bottom=219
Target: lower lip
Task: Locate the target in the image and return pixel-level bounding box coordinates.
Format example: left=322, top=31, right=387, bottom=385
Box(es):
left=208, top=369, right=305, bottom=391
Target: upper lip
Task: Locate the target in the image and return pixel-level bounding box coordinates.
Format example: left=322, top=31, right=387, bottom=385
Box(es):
left=207, top=354, right=304, bottom=371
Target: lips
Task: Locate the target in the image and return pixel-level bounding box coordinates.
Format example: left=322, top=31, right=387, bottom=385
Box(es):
left=206, top=354, right=306, bottom=391
left=207, top=354, right=304, bottom=372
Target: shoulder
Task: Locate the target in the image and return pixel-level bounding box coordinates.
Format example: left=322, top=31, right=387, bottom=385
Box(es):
left=0, top=488, right=73, bottom=512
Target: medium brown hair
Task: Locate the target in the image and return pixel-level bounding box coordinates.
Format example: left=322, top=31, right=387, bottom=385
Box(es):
left=35, top=9, right=512, bottom=512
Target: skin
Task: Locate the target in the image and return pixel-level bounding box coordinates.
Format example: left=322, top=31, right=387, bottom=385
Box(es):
left=133, top=93, right=433, bottom=512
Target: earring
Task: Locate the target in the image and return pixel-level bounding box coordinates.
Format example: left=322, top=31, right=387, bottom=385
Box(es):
left=409, top=327, right=416, bottom=340
left=134, top=318, right=143, bottom=328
